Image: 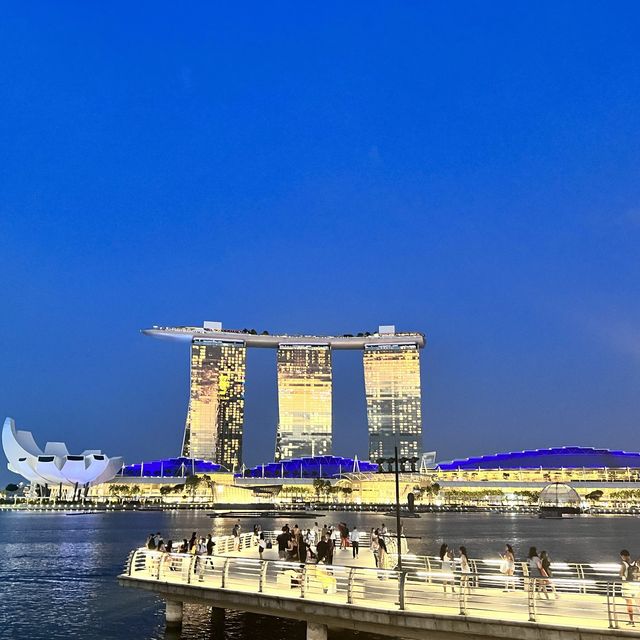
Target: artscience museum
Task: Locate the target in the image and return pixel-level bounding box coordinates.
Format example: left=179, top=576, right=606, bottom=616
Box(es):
left=2, top=417, right=123, bottom=497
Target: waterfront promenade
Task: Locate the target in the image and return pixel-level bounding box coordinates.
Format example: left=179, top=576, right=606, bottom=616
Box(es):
left=119, top=531, right=640, bottom=640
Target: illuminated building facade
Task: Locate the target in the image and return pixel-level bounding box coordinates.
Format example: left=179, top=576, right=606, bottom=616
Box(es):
left=182, top=338, right=246, bottom=470
left=275, top=345, right=332, bottom=460
left=144, top=322, right=425, bottom=467
left=364, top=343, right=422, bottom=461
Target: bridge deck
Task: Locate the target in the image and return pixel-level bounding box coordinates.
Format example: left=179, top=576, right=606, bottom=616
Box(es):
left=119, top=532, right=640, bottom=639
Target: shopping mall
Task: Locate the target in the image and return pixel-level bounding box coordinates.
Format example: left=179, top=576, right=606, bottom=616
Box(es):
left=83, top=446, right=640, bottom=511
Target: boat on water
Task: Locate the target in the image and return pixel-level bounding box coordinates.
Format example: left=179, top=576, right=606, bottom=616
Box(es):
left=209, top=510, right=324, bottom=519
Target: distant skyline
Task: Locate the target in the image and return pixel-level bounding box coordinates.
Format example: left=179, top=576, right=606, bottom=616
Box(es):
left=1, top=2, right=640, bottom=484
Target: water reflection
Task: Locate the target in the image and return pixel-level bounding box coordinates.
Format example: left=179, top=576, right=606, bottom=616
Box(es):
left=0, top=510, right=637, bottom=640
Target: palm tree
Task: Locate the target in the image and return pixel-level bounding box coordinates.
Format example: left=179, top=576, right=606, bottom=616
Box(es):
left=184, top=474, right=202, bottom=502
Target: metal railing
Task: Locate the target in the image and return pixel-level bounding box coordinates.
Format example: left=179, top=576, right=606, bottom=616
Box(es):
left=203, top=531, right=621, bottom=587
left=123, top=545, right=636, bottom=631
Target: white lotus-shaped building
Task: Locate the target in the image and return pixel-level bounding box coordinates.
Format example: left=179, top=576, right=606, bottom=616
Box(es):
left=2, top=417, right=123, bottom=487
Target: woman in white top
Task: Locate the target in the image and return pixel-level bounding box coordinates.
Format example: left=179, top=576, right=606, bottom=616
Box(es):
left=370, top=529, right=380, bottom=567
left=439, top=544, right=455, bottom=593
left=258, top=532, right=266, bottom=559
left=500, top=544, right=516, bottom=592
left=459, top=546, right=471, bottom=593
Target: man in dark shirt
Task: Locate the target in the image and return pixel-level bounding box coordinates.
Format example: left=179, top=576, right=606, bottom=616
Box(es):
left=276, top=526, right=291, bottom=560
left=206, top=534, right=215, bottom=555
left=316, top=534, right=333, bottom=565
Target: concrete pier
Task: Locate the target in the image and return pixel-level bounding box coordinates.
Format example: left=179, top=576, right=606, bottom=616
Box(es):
left=120, top=539, right=640, bottom=640
left=165, top=599, right=183, bottom=627
left=306, top=622, right=327, bottom=640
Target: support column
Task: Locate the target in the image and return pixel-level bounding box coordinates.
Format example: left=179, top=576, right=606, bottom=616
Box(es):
left=165, top=599, right=183, bottom=627
left=210, top=606, right=225, bottom=635
left=306, top=622, right=327, bottom=640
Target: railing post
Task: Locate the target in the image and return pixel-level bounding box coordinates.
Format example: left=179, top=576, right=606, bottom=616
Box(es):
left=156, top=553, right=167, bottom=580
left=577, top=564, right=586, bottom=594
left=221, top=558, right=230, bottom=588
left=425, top=557, right=431, bottom=583
left=527, top=577, right=536, bottom=622
left=300, top=564, right=307, bottom=599
left=399, top=571, right=406, bottom=610
left=610, top=582, right=620, bottom=629
left=459, top=575, right=466, bottom=616
left=186, top=554, right=197, bottom=585
left=347, top=568, right=355, bottom=604
left=607, top=583, right=614, bottom=629
left=470, top=560, right=479, bottom=588
left=259, top=560, right=268, bottom=593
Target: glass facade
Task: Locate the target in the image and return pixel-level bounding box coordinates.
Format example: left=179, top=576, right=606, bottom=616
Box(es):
left=363, top=343, right=422, bottom=461
left=275, top=344, right=332, bottom=460
left=182, top=339, right=246, bottom=470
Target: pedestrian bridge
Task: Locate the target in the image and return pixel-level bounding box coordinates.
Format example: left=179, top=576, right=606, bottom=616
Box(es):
left=119, top=531, right=639, bottom=640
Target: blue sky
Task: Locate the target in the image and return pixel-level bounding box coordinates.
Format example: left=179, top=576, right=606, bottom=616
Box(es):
left=1, top=2, right=639, bottom=483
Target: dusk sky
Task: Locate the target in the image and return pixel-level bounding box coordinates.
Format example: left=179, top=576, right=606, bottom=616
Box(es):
left=1, top=3, right=639, bottom=484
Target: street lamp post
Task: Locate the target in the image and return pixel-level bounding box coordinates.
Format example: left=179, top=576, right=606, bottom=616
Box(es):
left=394, top=445, right=402, bottom=571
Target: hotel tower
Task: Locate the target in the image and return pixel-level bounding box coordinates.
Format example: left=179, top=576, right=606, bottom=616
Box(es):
left=143, top=322, right=424, bottom=466
left=275, top=344, right=332, bottom=461
left=181, top=336, right=246, bottom=470
left=363, top=343, right=422, bottom=461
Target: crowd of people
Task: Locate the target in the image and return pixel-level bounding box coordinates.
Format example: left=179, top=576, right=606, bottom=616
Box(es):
left=146, top=530, right=216, bottom=556
left=272, top=521, right=370, bottom=565
left=144, top=520, right=391, bottom=569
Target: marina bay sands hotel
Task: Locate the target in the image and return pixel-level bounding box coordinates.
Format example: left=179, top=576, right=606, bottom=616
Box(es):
left=144, top=322, right=425, bottom=471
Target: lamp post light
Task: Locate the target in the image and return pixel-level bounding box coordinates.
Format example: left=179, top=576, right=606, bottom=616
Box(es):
left=394, top=444, right=402, bottom=572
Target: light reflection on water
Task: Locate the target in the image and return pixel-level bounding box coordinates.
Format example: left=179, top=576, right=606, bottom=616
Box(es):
left=0, top=510, right=637, bottom=639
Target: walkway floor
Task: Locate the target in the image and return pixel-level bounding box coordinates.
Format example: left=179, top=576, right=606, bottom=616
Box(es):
left=223, top=544, right=377, bottom=569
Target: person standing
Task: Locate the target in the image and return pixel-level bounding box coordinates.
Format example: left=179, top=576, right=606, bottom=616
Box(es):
left=232, top=522, right=241, bottom=551
left=500, top=544, right=516, bottom=592
left=351, top=526, right=360, bottom=559
left=276, top=526, right=290, bottom=560
left=371, top=528, right=380, bottom=567
left=459, top=546, right=471, bottom=593
left=258, top=531, right=266, bottom=559
left=194, top=537, right=207, bottom=581
left=540, top=550, right=557, bottom=598
left=206, top=534, right=215, bottom=555
left=527, top=547, right=548, bottom=599
left=295, top=528, right=306, bottom=563
left=620, top=549, right=639, bottom=625
left=439, top=544, right=454, bottom=593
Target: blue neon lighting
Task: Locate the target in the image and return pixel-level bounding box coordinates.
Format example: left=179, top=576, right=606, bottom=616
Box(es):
left=118, top=457, right=226, bottom=477
left=236, top=456, right=378, bottom=479
left=436, top=447, right=640, bottom=470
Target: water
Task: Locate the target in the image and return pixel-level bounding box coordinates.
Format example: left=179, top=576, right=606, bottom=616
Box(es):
left=0, top=510, right=637, bottom=639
